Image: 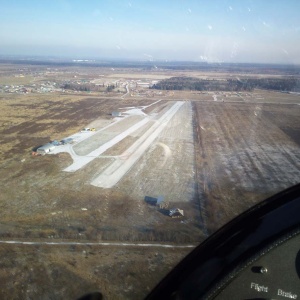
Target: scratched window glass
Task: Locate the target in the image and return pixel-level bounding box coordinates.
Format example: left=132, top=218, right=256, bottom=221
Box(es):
left=0, top=1, right=299, bottom=299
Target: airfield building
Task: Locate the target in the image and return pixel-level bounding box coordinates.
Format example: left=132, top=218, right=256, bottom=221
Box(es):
left=36, top=143, right=55, bottom=155
left=144, top=196, right=158, bottom=205
left=144, top=195, right=165, bottom=206
left=169, top=208, right=184, bottom=218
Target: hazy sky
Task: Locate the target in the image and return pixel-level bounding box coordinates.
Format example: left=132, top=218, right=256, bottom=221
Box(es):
left=1, top=0, right=300, bottom=63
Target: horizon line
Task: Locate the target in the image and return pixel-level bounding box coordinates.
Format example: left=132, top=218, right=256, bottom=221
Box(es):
left=0, top=55, right=299, bottom=67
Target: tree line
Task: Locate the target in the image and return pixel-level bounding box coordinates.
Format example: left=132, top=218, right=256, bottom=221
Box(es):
left=150, top=76, right=299, bottom=92
left=62, top=83, right=116, bottom=92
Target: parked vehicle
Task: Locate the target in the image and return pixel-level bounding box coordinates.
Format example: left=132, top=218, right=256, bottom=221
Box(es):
left=81, top=128, right=90, bottom=132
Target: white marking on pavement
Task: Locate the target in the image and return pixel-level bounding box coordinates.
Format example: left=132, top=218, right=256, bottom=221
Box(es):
left=91, top=101, right=184, bottom=188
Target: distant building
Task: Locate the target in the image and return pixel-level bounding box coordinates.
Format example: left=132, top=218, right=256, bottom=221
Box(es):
left=137, top=82, right=150, bottom=87
left=36, top=143, right=55, bottom=155
left=112, top=111, right=121, bottom=117
left=169, top=208, right=184, bottom=218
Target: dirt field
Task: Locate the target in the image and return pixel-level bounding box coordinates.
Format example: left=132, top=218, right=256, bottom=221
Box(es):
left=0, top=243, right=191, bottom=300
left=0, top=63, right=300, bottom=299
left=193, top=101, right=300, bottom=233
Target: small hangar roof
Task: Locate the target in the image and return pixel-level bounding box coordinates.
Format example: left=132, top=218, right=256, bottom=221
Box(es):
left=38, top=143, right=55, bottom=150
left=169, top=208, right=184, bottom=218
